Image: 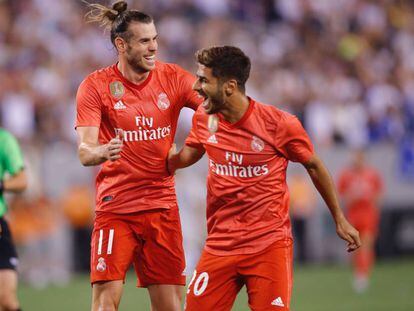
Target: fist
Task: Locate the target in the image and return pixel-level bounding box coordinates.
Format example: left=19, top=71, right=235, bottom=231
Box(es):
left=105, top=129, right=124, bottom=161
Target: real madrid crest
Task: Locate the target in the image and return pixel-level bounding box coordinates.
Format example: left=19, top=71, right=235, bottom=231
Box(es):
left=157, top=93, right=170, bottom=110
left=109, top=81, right=125, bottom=99
left=208, top=115, right=219, bottom=133
left=251, top=136, right=264, bottom=152
left=96, top=257, right=107, bottom=272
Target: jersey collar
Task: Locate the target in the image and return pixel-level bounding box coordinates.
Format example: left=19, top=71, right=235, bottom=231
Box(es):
left=112, top=63, right=153, bottom=91
left=218, top=97, right=255, bottom=129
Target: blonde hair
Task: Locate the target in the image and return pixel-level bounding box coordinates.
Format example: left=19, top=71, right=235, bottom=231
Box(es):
left=85, top=1, right=128, bottom=30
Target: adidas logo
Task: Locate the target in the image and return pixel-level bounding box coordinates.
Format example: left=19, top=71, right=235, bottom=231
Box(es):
left=271, top=297, right=284, bottom=307
left=207, top=134, right=218, bottom=144
left=114, top=100, right=126, bottom=110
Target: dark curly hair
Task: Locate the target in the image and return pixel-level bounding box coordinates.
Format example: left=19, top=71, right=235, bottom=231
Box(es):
left=195, top=46, right=251, bottom=92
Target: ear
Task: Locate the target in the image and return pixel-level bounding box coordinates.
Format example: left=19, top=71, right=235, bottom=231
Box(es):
left=114, top=37, right=127, bottom=53
left=225, top=79, right=238, bottom=96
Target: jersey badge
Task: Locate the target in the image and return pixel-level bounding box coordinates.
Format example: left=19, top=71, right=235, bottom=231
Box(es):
left=109, top=81, right=125, bottom=99
left=251, top=136, right=264, bottom=152
left=208, top=115, right=219, bottom=133
left=157, top=92, right=170, bottom=110
left=96, top=257, right=107, bottom=272
left=114, top=100, right=126, bottom=110
left=207, top=134, right=218, bottom=144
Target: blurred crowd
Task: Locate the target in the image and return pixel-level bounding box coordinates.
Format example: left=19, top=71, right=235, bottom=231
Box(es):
left=1, top=0, right=414, bottom=147
left=1, top=0, right=413, bottom=286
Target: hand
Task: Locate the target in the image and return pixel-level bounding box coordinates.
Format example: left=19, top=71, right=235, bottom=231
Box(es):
left=104, top=129, right=123, bottom=161
left=167, top=143, right=177, bottom=175
left=335, top=216, right=361, bottom=252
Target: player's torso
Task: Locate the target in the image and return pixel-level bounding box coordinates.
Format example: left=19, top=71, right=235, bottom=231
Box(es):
left=88, top=65, right=187, bottom=213
left=196, top=102, right=288, bottom=196
left=0, top=131, right=15, bottom=215
left=193, top=101, right=293, bottom=254
left=343, top=169, right=380, bottom=209
left=100, top=71, right=179, bottom=157
left=93, top=65, right=186, bottom=179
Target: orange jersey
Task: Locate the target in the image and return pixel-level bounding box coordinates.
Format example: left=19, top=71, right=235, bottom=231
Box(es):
left=185, top=98, right=314, bottom=255
left=338, top=167, right=382, bottom=212
left=76, top=61, right=201, bottom=213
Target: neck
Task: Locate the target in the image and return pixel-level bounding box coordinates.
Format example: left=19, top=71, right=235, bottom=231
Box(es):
left=220, top=93, right=250, bottom=124
left=117, top=60, right=150, bottom=84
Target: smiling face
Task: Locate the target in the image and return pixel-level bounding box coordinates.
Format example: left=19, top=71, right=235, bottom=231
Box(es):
left=193, top=63, right=226, bottom=114
left=116, top=22, right=158, bottom=74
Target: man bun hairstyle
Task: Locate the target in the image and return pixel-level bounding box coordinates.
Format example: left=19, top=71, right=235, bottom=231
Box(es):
left=85, top=1, right=153, bottom=46
left=196, top=46, right=251, bottom=92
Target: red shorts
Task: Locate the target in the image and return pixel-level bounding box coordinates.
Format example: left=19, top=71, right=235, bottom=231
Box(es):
left=90, top=207, right=186, bottom=287
left=185, top=239, right=293, bottom=311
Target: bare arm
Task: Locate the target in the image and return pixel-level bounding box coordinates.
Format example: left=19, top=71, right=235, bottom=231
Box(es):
left=0, top=169, right=27, bottom=236
left=2, top=170, right=27, bottom=193
left=167, top=144, right=205, bottom=175
left=76, top=127, right=123, bottom=166
left=303, top=154, right=361, bottom=252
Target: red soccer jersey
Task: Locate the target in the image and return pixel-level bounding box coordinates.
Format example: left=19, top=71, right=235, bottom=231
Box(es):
left=76, top=61, right=201, bottom=213
left=338, top=167, right=383, bottom=212
left=185, top=98, right=314, bottom=255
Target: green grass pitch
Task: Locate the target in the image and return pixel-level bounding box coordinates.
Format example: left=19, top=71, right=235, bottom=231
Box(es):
left=18, top=259, right=414, bottom=310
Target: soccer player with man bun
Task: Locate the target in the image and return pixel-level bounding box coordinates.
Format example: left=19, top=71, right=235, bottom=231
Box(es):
left=168, top=46, right=361, bottom=310
left=75, top=1, right=201, bottom=310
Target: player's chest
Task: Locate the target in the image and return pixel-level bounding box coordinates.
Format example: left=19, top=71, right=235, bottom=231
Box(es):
left=197, top=116, right=278, bottom=165
left=102, top=83, right=177, bottom=128
left=348, top=173, right=376, bottom=192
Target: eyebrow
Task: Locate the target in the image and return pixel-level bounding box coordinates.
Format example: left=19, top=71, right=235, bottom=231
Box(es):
left=138, top=34, right=158, bottom=41
left=196, top=74, right=208, bottom=81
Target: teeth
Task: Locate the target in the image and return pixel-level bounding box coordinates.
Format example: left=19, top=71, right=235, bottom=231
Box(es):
left=202, top=99, right=210, bottom=108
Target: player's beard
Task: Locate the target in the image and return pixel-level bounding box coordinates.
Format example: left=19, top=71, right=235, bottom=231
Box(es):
left=125, top=45, right=155, bottom=74
left=202, top=85, right=225, bottom=115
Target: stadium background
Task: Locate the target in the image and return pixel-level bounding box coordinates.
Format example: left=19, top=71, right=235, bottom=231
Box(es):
left=0, top=0, right=413, bottom=310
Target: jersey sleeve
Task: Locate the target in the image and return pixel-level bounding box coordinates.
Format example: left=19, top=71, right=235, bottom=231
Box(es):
left=175, top=66, right=203, bottom=111
left=75, top=77, right=102, bottom=128
left=2, top=132, right=24, bottom=175
left=185, top=113, right=204, bottom=150
left=276, top=115, right=314, bottom=163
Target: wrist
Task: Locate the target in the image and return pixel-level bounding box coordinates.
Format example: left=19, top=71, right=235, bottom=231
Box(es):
left=98, top=144, right=110, bottom=161
left=333, top=212, right=346, bottom=224
left=166, top=158, right=176, bottom=176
